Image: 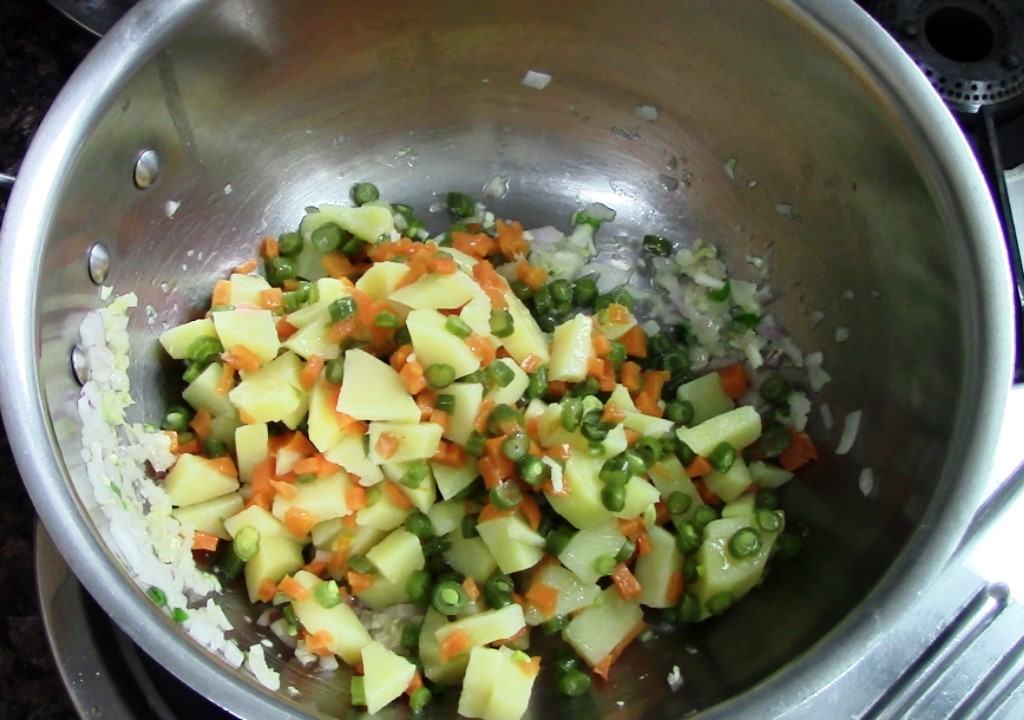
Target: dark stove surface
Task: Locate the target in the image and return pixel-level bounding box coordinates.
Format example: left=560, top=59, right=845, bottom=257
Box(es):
left=0, top=5, right=93, bottom=718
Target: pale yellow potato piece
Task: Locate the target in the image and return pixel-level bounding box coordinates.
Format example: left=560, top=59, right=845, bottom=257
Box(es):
left=459, top=294, right=494, bottom=338
left=287, top=277, right=350, bottom=328
left=307, top=379, right=344, bottom=452
left=289, top=572, right=373, bottom=665
left=243, top=537, right=304, bottom=603
left=300, top=204, right=395, bottom=244
left=181, top=363, right=236, bottom=417
left=367, top=422, right=443, bottom=464
left=229, top=352, right=305, bottom=424
left=362, top=641, right=417, bottom=715
left=163, top=454, right=239, bottom=507
left=212, top=309, right=280, bottom=365
left=365, top=528, right=425, bottom=583
left=282, top=317, right=341, bottom=361
left=355, top=261, right=408, bottom=302
left=500, top=289, right=550, bottom=364
left=548, top=313, right=594, bottom=382
left=227, top=273, right=271, bottom=308
left=271, top=473, right=352, bottom=531
left=441, top=382, right=484, bottom=446
left=390, top=271, right=482, bottom=310
left=159, top=318, right=217, bottom=360
left=406, top=308, right=481, bottom=378
left=476, top=515, right=545, bottom=574
left=223, top=505, right=295, bottom=542
left=323, top=434, right=385, bottom=486
left=484, top=358, right=529, bottom=406
left=171, top=492, right=244, bottom=539
left=336, top=349, right=420, bottom=423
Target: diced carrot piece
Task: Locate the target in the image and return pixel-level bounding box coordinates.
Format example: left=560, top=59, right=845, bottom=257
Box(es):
left=384, top=481, right=413, bottom=509
left=322, top=251, right=355, bottom=278
left=300, top=355, right=325, bottom=389
left=429, top=408, right=449, bottom=431
left=259, top=287, right=284, bottom=310
left=293, top=454, right=339, bottom=478
left=430, top=256, right=459, bottom=275
left=642, top=370, right=670, bottom=400
left=208, top=455, right=237, bottom=477
left=462, top=577, right=481, bottom=603
left=624, top=428, right=641, bottom=446
left=717, top=363, right=748, bottom=400
left=482, top=436, right=515, bottom=480
left=634, top=391, right=662, bottom=418
left=496, top=220, right=529, bottom=260
left=591, top=332, right=612, bottom=358
left=666, top=570, right=684, bottom=606
left=637, top=532, right=653, bottom=556
left=260, top=236, right=280, bottom=260
left=374, top=432, right=400, bottom=460
left=284, top=508, right=317, bottom=538
left=215, top=363, right=236, bottom=395
left=694, top=479, right=720, bottom=505
left=328, top=550, right=349, bottom=575
left=390, top=344, right=415, bottom=371
left=345, top=486, right=367, bottom=511
left=654, top=501, right=671, bottom=525
left=271, top=480, right=298, bottom=500
left=452, top=231, right=497, bottom=259
left=251, top=457, right=274, bottom=495
left=327, top=318, right=357, bottom=344
left=405, top=670, right=424, bottom=696
left=514, top=259, right=547, bottom=291
left=247, top=493, right=271, bottom=511
left=276, top=317, right=299, bottom=340
left=620, top=326, right=648, bottom=358
left=281, top=431, right=317, bottom=457
left=222, top=345, right=262, bottom=372
left=334, top=410, right=368, bottom=436
left=591, top=620, right=646, bottom=681
left=234, top=257, right=259, bottom=275
left=525, top=582, right=559, bottom=617
left=607, top=304, right=631, bottom=325
left=478, top=502, right=516, bottom=524
left=302, top=560, right=328, bottom=578
left=466, top=334, right=497, bottom=364
left=546, top=380, right=567, bottom=397
left=399, top=359, right=428, bottom=395
left=305, top=630, right=334, bottom=656
left=520, top=353, right=543, bottom=373
left=611, top=564, right=643, bottom=600
left=545, top=443, right=572, bottom=462
left=685, top=456, right=712, bottom=478
left=478, top=456, right=504, bottom=489
left=519, top=493, right=542, bottom=531
left=473, top=397, right=497, bottom=434
left=439, top=629, right=473, bottom=662
left=472, top=261, right=509, bottom=309
left=347, top=571, right=376, bottom=595
left=433, top=440, right=467, bottom=467
left=586, top=356, right=606, bottom=379
left=191, top=530, right=220, bottom=552
left=189, top=408, right=212, bottom=439
left=257, top=578, right=277, bottom=603
left=600, top=402, right=627, bottom=425
left=278, top=574, right=311, bottom=601
left=211, top=279, right=232, bottom=308
left=779, top=429, right=818, bottom=471
left=515, top=655, right=542, bottom=679
left=619, top=361, right=643, bottom=391
left=617, top=517, right=646, bottom=540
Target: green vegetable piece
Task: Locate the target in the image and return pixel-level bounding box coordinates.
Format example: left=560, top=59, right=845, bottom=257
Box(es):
left=406, top=569, right=432, bottom=605
left=601, top=484, right=626, bottom=512
left=501, top=432, right=530, bottom=462
left=667, top=491, right=692, bottom=515
left=677, top=593, right=702, bottom=623
left=350, top=675, right=367, bottom=706
left=622, top=449, right=647, bottom=476
left=487, top=404, right=522, bottom=436
left=313, top=580, right=344, bottom=609
left=545, top=526, right=576, bottom=556
left=709, top=441, right=737, bottom=473
left=727, top=527, right=763, bottom=559
left=446, top=191, right=476, bottom=218
left=423, top=537, right=451, bottom=557
left=341, top=235, right=364, bottom=258
left=609, top=288, right=634, bottom=313
left=397, top=459, right=427, bottom=488
left=675, top=523, right=701, bottom=554
left=233, top=525, right=261, bottom=561
left=607, top=341, right=626, bottom=366
left=348, top=554, right=375, bottom=574
left=756, top=508, right=783, bottom=532
left=324, top=357, right=345, bottom=385
left=509, top=279, right=533, bottom=302
left=561, top=398, right=584, bottom=432
left=405, top=511, right=434, bottom=539
left=147, top=586, right=168, bottom=607
left=265, top=256, right=298, bottom=287
left=549, top=279, right=573, bottom=305
left=775, top=531, right=803, bottom=559
left=488, top=361, right=515, bottom=388
left=171, top=607, right=189, bottom=624
left=665, top=399, right=695, bottom=426
left=186, top=336, right=223, bottom=366
left=489, top=481, right=522, bottom=510
left=202, top=437, right=228, bottom=458
left=483, top=571, right=515, bottom=609
left=615, top=538, right=636, bottom=563
left=435, top=393, right=456, bottom=413
left=692, top=505, right=719, bottom=533
left=541, top=615, right=570, bottom=636
left=374, top=311, right=399, bottom=329
left=431, top=579, right=469, bottom=615
left=706, top=590, right=735, bottom=615
left=599, top=456, right=630, bottom=487
left=489, top=309, right=515, bottom=338
left=755, top=488, right=779, bottom=510
left=525, top=366, right=549, bottom=400
left=161, top=405, right=192, bottom=433
left=444, top=315, right=473, bottom=339
left=401, top=621, right=422, bottom=650
left=532, top=285, right=554, bottom=315
left=410, top=687, right=433, bottom=713
left=559, top=669, right=592, bottom=697
left=352, top=182, right=380, bottom=206
left=426, top=363, right=456, bottom=389
left=277, top=231, right=303, bottom=257
left=707, top=280, right=731, bottom=303
left=759, top=424, right=792, bottom=458
left=593, top=554, right=617, bottom=576
left=311, top=223, right=343, bottom=253
left=759, top=374, right=792, bottom=404
left=461, top=513, right=480, bottom=539
left=573, top=277, right=598, bottom=307
left=328, top=296, right=357, bottom=323
left=517, top=455, right=549, bottom=488
left=642, top=234, right=673, bottom=256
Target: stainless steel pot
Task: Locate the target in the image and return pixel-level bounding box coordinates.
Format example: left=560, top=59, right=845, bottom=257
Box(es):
left=0, top=0, right=1013, bottom=718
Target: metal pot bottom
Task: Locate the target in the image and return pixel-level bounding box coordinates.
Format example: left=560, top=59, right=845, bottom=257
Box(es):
left=34, top=523, right=229, bottom=720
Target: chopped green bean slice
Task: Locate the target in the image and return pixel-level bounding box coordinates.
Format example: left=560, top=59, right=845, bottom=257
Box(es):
left=489, top=309, right=515, bottom=338
left=755, top=488, right=780, bottom=510
left=517, top=455, right=549, bottom=488
left=706, top=590, right=735, bottom=615
left=549, top=279, right=573, bottom=305
left=350, top=676, right=367, bottom=706
left=707, top=281, right=731, bottom=303
left=277, top=231, right=303, bottom=257
left=667, top=491, right=692, bottom=515
left=426, top=363, right=456, bottom=389
left=545, top=526, right=576, bottom=556
left=161, top=405, right=192, bottom=433
left=709, top=442, right=737, bottom=473
left=202, top=437, right=228, bottom=458
left=594, top=554, right=617, bottom=576
left=756, top=508, right=783, bottom=532
left=675, top=523, right=701, bottom=554
left=760, top=424, right=792, bottom=458
left=541, top=615, right=570, bottom=636
left=601, top=484, right=626, bottom=512
left=488, top=361, right=515, bottom=388
left=265, top=256, right=297, bottom=287
left=401, top=621, right=422, bottom=650
left=642, top=234, right=672, bottom=256
left=692, top=505, right=719, bottom=533
left=444, top=315, right=473, bottom=338
left=352, top=182, right=380, bottom=206
left=634, top=437, right=663, bottom=466
left=502, top=432, right=530, bottom=462
left=311, top=223, right=343, bottom=253
left=483, top=571, right=515, bottom=609
left=728, top=527, right=763, bottom=558
left=461, top=513, right=480, bottom=539
left=561, top=398, right=584, bottom=432
left=374, top=311, right=398, bottom=328
left=573, top=277, right=598, bottom=306
left=147, top=586, right=168, bottom=607
left=324, top=357, right=345, bottom=385
left=313, top=580, right=344, bottom=609
left=328, top=296, right=357, bottom=322
left=446, top=191, right=475, bottom=218
left=435, top=393, right=456, bottom=414
left=665, top=399, right=695, bottom=426
left=406, top=570, right=432, bottom=605
left=559, top=670, right=592, bottom=698
left=464, top=431, right=486, bottom=457
left=525, top=366, right=548, bottom=400
left=186, top=336, right=223, bottom=365
left=410, top=687, right=432, bottom=713
left=490, top=481, right=522, bottom=510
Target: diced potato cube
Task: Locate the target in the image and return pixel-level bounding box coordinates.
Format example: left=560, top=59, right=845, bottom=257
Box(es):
left=459, top=295, right=494, bottom=338
left=476, top=515, right=545, bottom=574
left=558, top=518, right=628, bottom=584
left=301, top=203, right=395, bottom=244
left=223, top=505, right=295, bottom=542
left=598, top=307, right=637, bottom=341
left=484, top=649, right=539, bottom=720
left=171, top=492, right=244, bottom=539
left=548, top=314, right=593, bottom=382
left=501, top=290, right=550, bottom=365
left=362, top=641, right=417, bottom=715
left=432, top=457, right=479, bottom=500
left=444, top=533, right=497, bottom=584
left=523, top=563, right=601, bottom=625
left=208, top=412, right=241, bottom=450
left=290, top=577, right=373, bottom=666
left=182, top=362, right=236, bottom=417
left=282, top=317, right=341, bottom=361
left=323, top=434, right=384, bottom=486
left=307, top=379, right=344, bottom=452
left=427, top=499, right=467, bottom=537
left=357, top=489, right=413, bottom=531
left=545, top=454, right=612, bottom=530
left=484, top=358, right=529, bottom=406
left=159, top=318, right=217, bottom=360
left=676, top=405, right=762, bottom=456
left=271, top=473, right=351, bottom=531
left=354, top=573, right=411, bottom=611
left=748, top=461, right=795, bottom=489
left=381, top=462, right=437, bottom=513
left=355, top=261, right=408, bottom=302
left=676, top=373, right=735, bottom=425
left=163, top=454, right=239, bottom=507
left=691, top=514, right=782, bottom=618
left=212, top=309, right=280, bottom=365
left=390, top=271, right=482, bottom=310
left=287, top=278, right=351, bottom=328
left=563, top=587, right=643, bottom=667
left=441, top=383, right=484, bottom=446
left=421, top=609, right=471, bottom=685
left=336, top=349, right=420, bottom=423
left=703, top=456, right=753, bottom=503
left=367, top=422, right=443, bottom=464
left=229, top=353, right=305, bottom=425
left=616, top=477, right=661, bottom=521
left=635, top=524, right=683, bottom=608
left=243, top=536, right=304, bottom=603
left=434, top=604, right=526, bottom=652
left=365, top=528, right=425, bottom=583
left=407, top=308, right=481, bottom=379
left=227, top=273, right=271, bottom=307
left=648, top=456, right=704, bottom=524
left=722, top=494, right=757, bottom=518
left=458, top=647, right=505, bottom=719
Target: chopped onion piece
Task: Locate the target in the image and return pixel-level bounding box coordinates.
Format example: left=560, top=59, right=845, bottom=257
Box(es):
left=692, top=272, right=726, bottom=290
left=636, top=104, right=660, bottom=121
left=246, top=644, right=281, bottom=691
left=835, top=326, right=850, bottom=342
left=858, top=467, right=875, bottom=497
left=521, top=70, right=552, bottom=90
left=836, top=410, right=862, bottom=455
left=483, top=175, right=510, bottom=199
left=819, top=403, right=835, bottom=431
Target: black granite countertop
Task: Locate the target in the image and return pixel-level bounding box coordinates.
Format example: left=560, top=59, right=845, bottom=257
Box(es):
left=1, top=4, right=95, bottom=718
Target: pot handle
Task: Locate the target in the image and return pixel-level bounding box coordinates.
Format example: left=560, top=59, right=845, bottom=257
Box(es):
left=974, top=107, right=1024, bottom=384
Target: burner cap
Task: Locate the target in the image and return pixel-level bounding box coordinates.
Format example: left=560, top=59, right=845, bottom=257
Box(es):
left=867, top=0, right=1024, bottom=112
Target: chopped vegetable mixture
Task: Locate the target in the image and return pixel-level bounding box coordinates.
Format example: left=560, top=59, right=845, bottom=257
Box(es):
left=155, top=183, right=815, bottom=718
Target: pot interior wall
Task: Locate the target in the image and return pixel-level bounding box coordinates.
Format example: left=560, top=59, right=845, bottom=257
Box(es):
left=34, top=0, right=975, bottom=716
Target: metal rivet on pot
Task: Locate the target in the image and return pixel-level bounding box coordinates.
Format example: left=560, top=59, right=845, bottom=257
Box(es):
left=70, top=345, right=89, bottom=386
left=87, top=242, right=111, bottom=285
left=133, top=149, right=161, bottom=189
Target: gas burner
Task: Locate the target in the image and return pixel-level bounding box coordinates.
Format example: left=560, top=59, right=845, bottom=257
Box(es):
left=866, top=0, right=1024, bottom=113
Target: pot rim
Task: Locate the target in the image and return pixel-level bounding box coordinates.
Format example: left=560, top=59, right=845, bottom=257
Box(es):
left=0, top=1, right=1013, bottom=717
